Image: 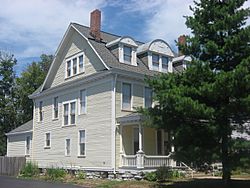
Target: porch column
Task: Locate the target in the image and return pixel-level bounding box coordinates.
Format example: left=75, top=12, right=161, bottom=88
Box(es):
left=119, top=125, right=123, bottom=167
left=136, top=123, right=144, bottom=169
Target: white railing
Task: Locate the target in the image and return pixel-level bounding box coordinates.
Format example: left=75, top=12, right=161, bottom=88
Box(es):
left=121, top=154, right=137, bottom=167
left=144, top=154, right=174, bottom=168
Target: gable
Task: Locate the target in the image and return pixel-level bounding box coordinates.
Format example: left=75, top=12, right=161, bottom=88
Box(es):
left=42, top=25, right=108, bottom=90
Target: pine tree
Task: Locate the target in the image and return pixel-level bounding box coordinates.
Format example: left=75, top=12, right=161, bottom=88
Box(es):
left=141, top=0, right=250, bottom=182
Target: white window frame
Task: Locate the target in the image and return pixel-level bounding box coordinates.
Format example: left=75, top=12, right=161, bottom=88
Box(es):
left=62, top=100, right=77, bottom=127
left=119, top=43, right=137, bottom=66
left=152, top=53, right=160, bottom=71
left=78, top=130, right=86, bottom=157
left=65, top=138, right=71, bottom=156
left=38, top=101, right=43, bottom=122
left=162, top=56, right=169, bottom=73
left=144, top=87, right=153, bottom=108
left=79, top=89, right=87, bottom=115
left=25, top=135, right=31, bottom=156
left=149, top=52, right=170, bottom=73
left=121, top=82, right=133, bottom=111
left=52, top=96, right=59, bottom=120
left=123, top=45, right=132, bottom=64
left=44, top=132, right=51, bottom=148
left=65, top=52, right=85, bottom=79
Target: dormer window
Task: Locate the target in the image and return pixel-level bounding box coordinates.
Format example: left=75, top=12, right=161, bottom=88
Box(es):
left=124, top=46, right=132, bottom=64
left=162, top=56, right=169, bottom=72
left=65, top=52, right=85, bottom=78
left=152, top=54, right=160, bottom=71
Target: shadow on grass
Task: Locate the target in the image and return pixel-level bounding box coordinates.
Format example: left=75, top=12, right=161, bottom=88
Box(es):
left=154, top=179, right=250, bottom=188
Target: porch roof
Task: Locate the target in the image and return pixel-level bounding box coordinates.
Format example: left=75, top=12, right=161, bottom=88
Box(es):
left=117, top=113, right=144, bottom=125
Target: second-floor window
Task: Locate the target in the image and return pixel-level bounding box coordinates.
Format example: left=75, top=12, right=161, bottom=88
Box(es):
left=80, top=89, right=86, bottom=114
left=122, top=83, right=132, bottom=110
left=144, top=87, right=153, bottom=108
left=124, top=46, right=132, bottom=64
left=53, top=97, right=58, bottom=119
left=65, top=53, right=85, bottom=78
left=152, top=54, right=160, bottom=71
left=162, top=56, right=169, bottom=72
left=45, top=133, right=51, bottom=148
left=63, top=101, right=76, bottom=126
left=39, top=101, right=43, bottom=121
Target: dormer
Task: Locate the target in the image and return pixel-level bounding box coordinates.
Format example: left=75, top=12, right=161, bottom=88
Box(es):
left=106, top=36, right=138, bottom=66
left=137, top=39, right=175, bottom=72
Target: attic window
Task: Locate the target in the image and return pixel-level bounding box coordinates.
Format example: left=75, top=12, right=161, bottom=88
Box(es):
left=123, top=46, right=132, bottom=64
left=152, top=54, right=159, bottom=71
left=65, top=52, right=85, bottom=79
left=162, top=56, right=169, bottom=72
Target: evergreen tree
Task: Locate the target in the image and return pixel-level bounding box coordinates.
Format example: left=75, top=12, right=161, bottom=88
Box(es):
left=0, top=51, right=17, bottom=155
left=141, top=0, right=250, bottom=182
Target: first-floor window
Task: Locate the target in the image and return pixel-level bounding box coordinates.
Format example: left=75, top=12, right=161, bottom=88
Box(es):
left=79, top=130, right=85, bottom=156
left=45, top=133, right=51, bottom=147
left=65, top=139, right=70, bottom=156
left=25, top=136, right=31, bottom=155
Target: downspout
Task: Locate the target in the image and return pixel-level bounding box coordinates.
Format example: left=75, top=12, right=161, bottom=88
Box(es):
left=111, top=74, right=117, bottom=174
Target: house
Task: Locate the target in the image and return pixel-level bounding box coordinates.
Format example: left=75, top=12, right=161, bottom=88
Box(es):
left=6, top=10, right=189, bottom=173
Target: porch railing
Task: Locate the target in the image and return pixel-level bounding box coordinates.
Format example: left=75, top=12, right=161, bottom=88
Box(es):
left=121, top=153, right=175, bottom=168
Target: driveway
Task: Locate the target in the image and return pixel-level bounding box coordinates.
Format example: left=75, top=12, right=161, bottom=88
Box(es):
left=0, top=176, right=84, bottom=188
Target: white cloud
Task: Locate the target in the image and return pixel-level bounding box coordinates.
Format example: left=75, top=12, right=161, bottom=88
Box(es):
left=0, top=0, right=106, bottom=58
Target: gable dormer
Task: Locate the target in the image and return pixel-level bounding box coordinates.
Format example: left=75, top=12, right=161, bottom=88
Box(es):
left=137, top=39, right=174, bottom=73
left=106, top=36, right=138, bottom=66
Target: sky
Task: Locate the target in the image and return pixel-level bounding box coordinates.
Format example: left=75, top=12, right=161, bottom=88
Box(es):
left=0, top=0, right=249, bottom=74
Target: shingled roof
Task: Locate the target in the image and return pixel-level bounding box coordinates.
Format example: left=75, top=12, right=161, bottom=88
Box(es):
left=6, top=120, right=33, bottom=135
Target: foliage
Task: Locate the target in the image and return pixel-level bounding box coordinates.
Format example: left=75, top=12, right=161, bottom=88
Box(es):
left=45, top=168, right=66, bottom=181
left=20, top=162, right=40, bottom=177
left=156, top=166, right=171, bottom=182
left=140, top=0, right=250, bottom=182
left=77, top=171, right=86, bottom=179
left=144, top=171, right=157, bottom=182
left=0, top=51, right=17, bottom=155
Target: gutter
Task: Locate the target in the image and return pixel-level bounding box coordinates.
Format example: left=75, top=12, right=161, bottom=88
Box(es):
left=5, top=130, right=33, bottom=136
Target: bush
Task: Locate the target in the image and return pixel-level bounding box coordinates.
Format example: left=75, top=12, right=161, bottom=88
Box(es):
left=46, top=168, right=66, bottom=181
left=77, top=171, right=86, bottom=179
left=144, top=171, right=157, bottom=181
left=156, top=166, right=171, bottom=182
left=20, top=162, right=40, bottom=177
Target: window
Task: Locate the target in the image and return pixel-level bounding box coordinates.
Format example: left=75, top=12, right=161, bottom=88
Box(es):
left=79, top=55, right=84, bottom=73
left=39, top=101, right=43, bottom=121
left=67, top=60, right=71, bottom=77
left=65, top=53, right=85, bottom=78
left=63, top=101, right=76, bottom=126
left=162, top=56, right=169, bottom=72
left=123, top=46, right=132, bottom=64
left=53, top=97, right=59, bottom=119
left=25, top=136, right=31, bottom=155
left=122, top=83, right=132, bottom=110
left=63, top=104, right=69, bottom=125
left=65, top=139, right=70, bottom=156
left=45, top=133, right=51, bottom=148
left=73, top=58, right=77, bottom=75
left=70, top=102, right=76, bottom=125
left=79, top=130, right=85, bottom=156
left=80, top=90, right=86, bottom=114
left=152, top=54, right=160, bottom=71
left=144, top=87, right=153, bottom=108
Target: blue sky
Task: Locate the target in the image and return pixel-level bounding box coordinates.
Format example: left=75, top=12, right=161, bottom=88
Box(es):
left=0, top=0, right=249, bottom=75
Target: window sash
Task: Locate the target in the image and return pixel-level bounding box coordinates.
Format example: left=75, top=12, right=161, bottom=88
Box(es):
left=79, top=55, right=84, bottom=73
left=124, top=46, right=132, bottom=63
left=122, top=83, right=131, bottom=110
left=80, top=90, right=86, bottom=114
left=66, top=139, right=70, bottom=156
left=162, top=56, right=168, bottom=72
left=53, top=97, right=58, bottom=119
left=64, top=104, right=69, bottom=125
left=45, top=133, right=50, bottom=147
left=39, top=101, right=43, bottom=121
left=67, top=61, right=71, bottom=77
left=145, top=87, right=153, bottom=108
left=152, top=54, right=159, bottom=71
left=70, top=102, right=76, bottom=124
left=79, top=130, right=85, bottom=156
left=73, top=58, right=77, bottom=75
left=26, top=136, right=30, bottom=155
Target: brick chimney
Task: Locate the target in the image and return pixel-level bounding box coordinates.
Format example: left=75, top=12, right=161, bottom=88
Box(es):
left=90, top=9, right=101, bottom=41
left=178, top=35, right=186, bottom=56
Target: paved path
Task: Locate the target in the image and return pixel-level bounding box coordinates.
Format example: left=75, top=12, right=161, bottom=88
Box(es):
left=0, top=176, right=84, bottom=188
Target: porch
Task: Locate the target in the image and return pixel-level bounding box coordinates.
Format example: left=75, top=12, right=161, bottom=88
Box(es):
left=117, top=113, right=176, bottom=169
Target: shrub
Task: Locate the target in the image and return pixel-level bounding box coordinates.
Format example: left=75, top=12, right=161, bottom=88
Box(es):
left=46, top=168, right=66, bottom=181
left=77, top=171, right=86, bottom=179
left=20, top=162, right=40, bottom=177
left=156, top=166, right=171, bottom=182
left=144, top=171, right=157, bottom=182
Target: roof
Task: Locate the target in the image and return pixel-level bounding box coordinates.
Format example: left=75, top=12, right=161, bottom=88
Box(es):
left=117, top=113, right=143, bottom=125
left=6, top=120, right=33, bottom=135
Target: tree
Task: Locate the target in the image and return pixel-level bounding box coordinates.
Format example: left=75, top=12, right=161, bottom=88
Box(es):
left=141, top=0, right=250, bottom=182
left=16, top=54, right=53, bottom=124
left=0, top=51, right=17, bottom=155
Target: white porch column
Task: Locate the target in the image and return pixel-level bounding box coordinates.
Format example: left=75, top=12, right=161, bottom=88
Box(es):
left=119, top=125, right=124, bottom=167
left=136, top=123, right=144, bottom=169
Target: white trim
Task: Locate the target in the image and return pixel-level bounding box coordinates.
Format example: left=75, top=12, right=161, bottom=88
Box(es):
left=111, top=74, right=117, bottom=172
left=5, top=130, right=32, bottom=136
left=62, top=99, right=77, bottom=127
left=78, top=129, right=86, bottom=157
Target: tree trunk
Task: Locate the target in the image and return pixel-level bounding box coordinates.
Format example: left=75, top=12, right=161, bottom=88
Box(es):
left=221, top=123, right=231, bottom=184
